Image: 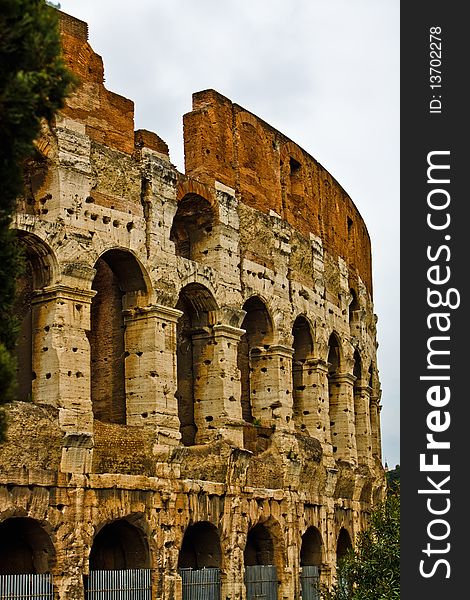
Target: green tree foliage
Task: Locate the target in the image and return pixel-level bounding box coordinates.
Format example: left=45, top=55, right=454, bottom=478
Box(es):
left=0, top=0, right=75, bottom=434
left=322, top=485, right=400, bottom=600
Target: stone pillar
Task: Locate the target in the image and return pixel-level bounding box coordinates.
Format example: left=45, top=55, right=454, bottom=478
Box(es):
left=354, top=385, right=374, bottom=467
left=124, top=304, right=183, bottom=448
left=370, top=395, right=382, bottom=462
left=249, top=345, right=294, bottom=430
left=192, top=324, right=245, bottom=446
left=294, top=358, right=332, bottom=443
left=328, top=373, right=358, bottom=464
left=31, top=285, right=95, bottom=474
left=299, top=360, right=333, bottom=456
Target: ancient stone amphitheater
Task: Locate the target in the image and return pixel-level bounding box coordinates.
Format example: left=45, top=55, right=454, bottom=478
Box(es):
left=0, top=10, right=385, bottom=600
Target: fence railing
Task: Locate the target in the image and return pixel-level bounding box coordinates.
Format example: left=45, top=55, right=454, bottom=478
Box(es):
left=0, top=573, right=53, bottom=599
left=85, top=569, right=152, bottom=600
left=179, top=567, right=221, bottom=600
left=244, top=564, right=278, bottom=600
left=300, top=565, right=320, bottom=600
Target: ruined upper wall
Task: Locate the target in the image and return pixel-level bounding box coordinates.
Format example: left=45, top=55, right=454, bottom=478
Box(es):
left=184, top=89, right=373, bottom=294
left=56, top=11, right=372, bottom=295
left=57, top=11, right=169, bottom=158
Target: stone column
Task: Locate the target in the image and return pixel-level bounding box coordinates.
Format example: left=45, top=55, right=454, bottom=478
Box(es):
left=123, top=304, right=183, bottom=449
left=294, top=358, right=332, bottom=444
left=354, top=385, right=374, bottom=467
left=370, top=395, right=382, bottom=462
left=249, top=345, right=294, bottom=430
left=31, top=285, right=95, bottom=474
left=328, top=373, right=358, bottom=465
left=299, top=360, right=333, bottom=456
left=192, top=324, right=245, bottom=446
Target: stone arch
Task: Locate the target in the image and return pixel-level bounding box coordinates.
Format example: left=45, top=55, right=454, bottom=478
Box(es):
left=300, top=526, right=323, bottom=567
left=176, top=283, right=219, bottom=445
left=349, top=288, right=360, bottom=323
left=326, top=331, right=342, bottom=374
left=0, top=517, right=56, bottom=574
left=336, top=527, right=353, bottom=563
left=244, top=518, right=285, bottom=599
left=244, top=517, right=285, bottom=570
left=178, top=521, right=222, bottom=570
left=15, top=230, right=58, bottom=289
left=89, top=248, right=149, bottom=424
left=13, top=231, right=58, bottom=402
left=238, top=296, right=274, bottom=423
left=89, top=518, right=150, bottom=571
left=292, top=315, right=314, bottom=426
left=171, top=183, right=217, bottom=261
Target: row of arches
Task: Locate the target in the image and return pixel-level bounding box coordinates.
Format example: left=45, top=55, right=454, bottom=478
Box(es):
left=13, top=235, right=379, bottom=461
left=0, top=515, right=352, bottom=589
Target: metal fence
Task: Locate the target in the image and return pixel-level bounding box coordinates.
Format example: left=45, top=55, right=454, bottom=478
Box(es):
left=0, top=573, right=54, bottom=599
left=300, top=565, right=320, bottom=600
left=179, top=568, right=221, bottom=600
left=244, top=565, right=278, bottom=600
left=85, top=569, right=152, bottom=600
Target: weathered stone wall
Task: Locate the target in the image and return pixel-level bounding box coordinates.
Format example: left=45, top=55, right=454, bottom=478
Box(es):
left=0, top=10, right=385, bottom=600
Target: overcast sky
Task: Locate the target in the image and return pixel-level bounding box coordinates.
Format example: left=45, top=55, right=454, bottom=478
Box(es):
left=58, top=0, right=400, bottom=469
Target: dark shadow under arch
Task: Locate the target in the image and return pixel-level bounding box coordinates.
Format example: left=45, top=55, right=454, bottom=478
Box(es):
left=90, top=249, right=149, bottom=424
left=300, top=526, right=323, bottom=567
left=176, top=283, right=218, bottom=445
left=178, top=522, right=222, bottom=570
left=238, top=297, right=273, bottom=423
left=0, top=517, right=55, bottom=574
left=89, top=520, right=150, bottom=571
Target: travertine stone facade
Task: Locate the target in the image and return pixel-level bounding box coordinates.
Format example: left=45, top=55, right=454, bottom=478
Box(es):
left=0, top=11, right=385, bottom=600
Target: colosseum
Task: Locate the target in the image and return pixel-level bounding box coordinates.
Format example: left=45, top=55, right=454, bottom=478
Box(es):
left=0, top=10, right=385, bottom=600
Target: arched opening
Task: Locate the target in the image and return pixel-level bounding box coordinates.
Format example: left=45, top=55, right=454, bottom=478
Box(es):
left=178, top=522, right=222, bottom=599
left=348, top=289, right=360, bottom=323
left=178, top=522, right=222, bottom=570
left=170, top=194, right=215, bottom=261
left=335, top=527, right=352, bottom=595
left=87, top=520, right=151, bottom=599
left=336, top=528, right=352, bottom=563
left=176, top=283, right=218, bottom=446
left=244, top=524, right=278, bottom=599
left=13, top=258, right=34, bottom=402
left=292, top=316, right=314, bottom=426
left=13, top=233, right=55, bottom=403
left=237, top=297, right=273, bottom=423
left=300, top=527, right=323, bottom=600
left=0, top=517, right=55, bottom=574
left=245, top=524, right=275, bottom=567
left=89, top=520, right=150, bottom=571
left=327, top=333, right=341, bottom=454
left=289, top=156, right=303, bottom=199
left=89, top=250, right=148, bottom=424
left=300, top=527, right=322, bottom=567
